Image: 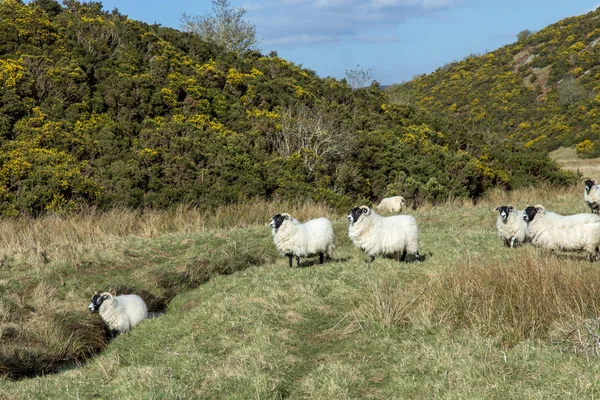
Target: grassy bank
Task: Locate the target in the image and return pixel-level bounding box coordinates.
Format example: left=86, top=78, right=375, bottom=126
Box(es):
left=2, top=185, right=600, bottom=398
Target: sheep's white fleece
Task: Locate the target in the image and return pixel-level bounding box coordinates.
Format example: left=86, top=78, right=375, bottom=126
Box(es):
left=349, top=206, right=419, bottom=258
left=99, top=293, right=148, bottom=333
left=525, top=206, right=600, bottom=257
left=376, top=196, right=406, bottom=213
left=495, top=206, right=527, bottom=248
left=271, top=215, right=334, bottom=259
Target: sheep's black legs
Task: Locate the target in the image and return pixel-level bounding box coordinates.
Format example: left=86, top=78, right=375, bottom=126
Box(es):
left=319, top=253, right=324, bottom=264
left=295, top=256, right=300, bottom=267
left=369, top=255, right=375, bottom=263
left=414, top=251, right=421, bottom=262
left=399, top=250, right=407, bottom=262
left=287, top=255, right=293, bottom=268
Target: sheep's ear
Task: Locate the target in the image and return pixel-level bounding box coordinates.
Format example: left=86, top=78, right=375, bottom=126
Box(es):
left=508, top=205, right=514, bottom=211
left=535, top=205, right=545, bottom=213
left=494, top=206, right=501, bottom=211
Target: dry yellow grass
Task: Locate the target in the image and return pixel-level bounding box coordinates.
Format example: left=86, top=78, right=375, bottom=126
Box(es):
left=550, top=146, right=600, bottom=178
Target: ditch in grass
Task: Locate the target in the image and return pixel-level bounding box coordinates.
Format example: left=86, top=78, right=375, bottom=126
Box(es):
left=0, top=232, right=277, bottom=380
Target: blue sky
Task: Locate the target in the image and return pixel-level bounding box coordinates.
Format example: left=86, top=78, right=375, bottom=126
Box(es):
left=97, top=0, right=600, bottom=85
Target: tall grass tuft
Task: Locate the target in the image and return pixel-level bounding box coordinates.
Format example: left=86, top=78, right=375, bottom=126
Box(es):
left=416, top=254, right=600, bottom=346
left=358, top=279, right=424, bottom=328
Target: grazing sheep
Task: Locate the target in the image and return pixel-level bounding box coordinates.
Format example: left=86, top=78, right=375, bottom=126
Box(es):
left=584, top=179, right=600, bottom=213
left=523, top=205, right=600, bottom=261
left=88, top=292, right=148, bottom=337
left=495, top=205, right=528, bottom=248
left=375, top=196, right=406, bottom=213
left=348, top=205, right=420, bottom=263
left=269, top=213, right=334, bottom=268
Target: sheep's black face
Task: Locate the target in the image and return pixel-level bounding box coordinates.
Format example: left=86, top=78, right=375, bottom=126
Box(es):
left=348, top=207, right=366, bottom=223
left=270, top=214, right=286, bottom=229
left=523, top=206, right=538, bottom=223
left=495, top=205, right=513, bottom=221
left=88, top=294, right=106, bottom=313
left=585, top=180, right=595, bottom=193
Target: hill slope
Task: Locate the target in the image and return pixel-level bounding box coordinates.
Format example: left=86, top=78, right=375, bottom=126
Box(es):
left=390, top=7, right=600, bottom=160
left=0, top=0, right=573, bottom=215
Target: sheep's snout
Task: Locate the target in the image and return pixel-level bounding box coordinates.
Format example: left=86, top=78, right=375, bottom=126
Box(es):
left=347, top=214, right=353, bottom=222
left=88, top=303, right=97, bottom=312
left=500, top=210, right=508, bottom=220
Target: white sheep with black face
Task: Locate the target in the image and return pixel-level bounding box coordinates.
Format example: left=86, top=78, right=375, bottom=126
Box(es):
left=348, top=205, right=420, bottom=263
left=523, top=205, right=600, bottom=262
left=375, top=196, right=406, bottom=213
left=269, top=213, right=334, bottom=268
left=495, top=205, right=528, bottom=248
left=88, top=292, right=148, bottom=337
left=584, top=179, right=600, bottom=213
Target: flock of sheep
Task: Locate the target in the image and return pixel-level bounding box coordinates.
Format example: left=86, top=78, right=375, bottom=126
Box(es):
left=495, top=179, right=600, bottom=261
left=89, top=182, right=600, bottom=336
left=269, top=195, right=420, bottom=267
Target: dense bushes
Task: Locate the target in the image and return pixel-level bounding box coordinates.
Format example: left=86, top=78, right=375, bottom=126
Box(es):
left=0, top=0, right=575, bottom=215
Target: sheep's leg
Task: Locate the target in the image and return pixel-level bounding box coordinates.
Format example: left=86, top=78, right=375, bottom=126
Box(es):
left=369, top=255, right=375, bottom=263
left=510, top=237, right=516, bottom=248
left=295, top=256, right=300, bottom=268
left=319, top=253, right=324, bottom=264
left=399, top=250, right=407, bottom=262
left=287, top=255, right=293, bottom=268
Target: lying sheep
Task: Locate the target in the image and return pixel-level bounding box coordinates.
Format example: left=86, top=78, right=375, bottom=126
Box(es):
left=375, top=196, right=406, bottom=213
left=495, top=205, right=528, bottom=248
left=269, top=213, right=334, bottom=268
left=348, top=205, right=420, bottom=263
left=523, top=205, right=600, bottom=261
left=584, top=179, right=600, bottom=213
left=88, top=292, right=148, bottom=337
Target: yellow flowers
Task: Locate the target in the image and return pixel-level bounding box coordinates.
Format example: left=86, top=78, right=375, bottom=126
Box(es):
left=160, top=88, right=177, bottom=107
left=0, top=58, right=25, bottom=88
left=576, top=139, right=594, bottom=155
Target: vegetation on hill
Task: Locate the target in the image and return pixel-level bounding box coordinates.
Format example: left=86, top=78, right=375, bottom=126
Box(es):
left=390, top=7, right=600, bottom=161
left=0, top=0, right=574, bottom=216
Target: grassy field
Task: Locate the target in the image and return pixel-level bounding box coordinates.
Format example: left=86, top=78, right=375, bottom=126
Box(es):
left=3, top=186, right=600, bottom=398
left=550, top=146, right=600, bottom=178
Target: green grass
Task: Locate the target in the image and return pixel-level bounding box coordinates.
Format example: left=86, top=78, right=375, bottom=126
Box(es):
left=4, top=188, right=600, bottom=398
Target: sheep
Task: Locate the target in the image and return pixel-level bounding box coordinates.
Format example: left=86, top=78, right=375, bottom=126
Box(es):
left=348, top=205, right=420, bottom=263
left=522, top=205, right=600, bottom=262
left=494, top=205, right=528, bottom=248
left=375, top=196, right=406, bottom=213
left=269, top=213, right=334, bottom=268
left=584, top=179, right=600, bottom=213
left=88, top=292, right=148, bottom=337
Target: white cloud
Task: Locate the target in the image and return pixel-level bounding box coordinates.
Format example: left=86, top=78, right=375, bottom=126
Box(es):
left=247, top=0, right=463, bottom=48
left=241, top=2, right=265, bottom=11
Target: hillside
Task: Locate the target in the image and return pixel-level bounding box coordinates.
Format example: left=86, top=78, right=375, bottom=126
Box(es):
left=0, top=0, right=574, bottom=216
left=390, top=7, right=600, bottom=161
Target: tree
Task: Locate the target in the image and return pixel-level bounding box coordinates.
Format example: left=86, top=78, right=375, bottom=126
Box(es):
left=180, top=0, right=258, bottom=55
left=344, top=65, right=374, bottom=89
left=517, top=29, right=533, bottom=42
left=558, top=74, right=586, bottom=106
